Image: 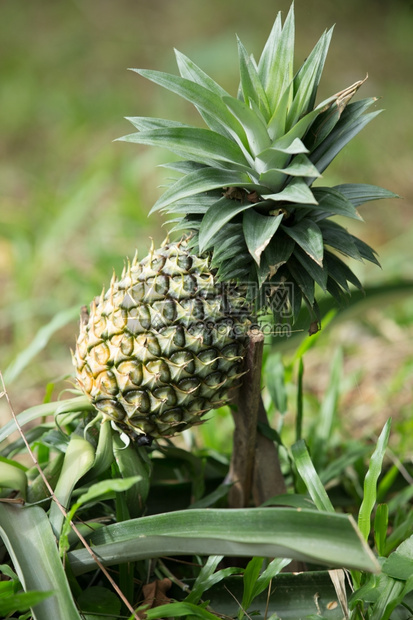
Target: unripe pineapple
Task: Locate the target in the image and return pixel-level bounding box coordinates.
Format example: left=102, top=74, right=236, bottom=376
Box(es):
left=73, top=240, right=249, bottom=438
left=74, top=5, right=396, bottom=440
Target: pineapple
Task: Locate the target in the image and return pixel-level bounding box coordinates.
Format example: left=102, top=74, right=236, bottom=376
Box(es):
left=74, top=240, right=249, bottom=438
left=73, top=5, right=395, bottom=440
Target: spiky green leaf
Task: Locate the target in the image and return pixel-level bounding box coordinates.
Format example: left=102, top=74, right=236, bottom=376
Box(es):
left=262, top=3, right=295, bottom=111
left=312, top=187, right=362, bottom=220
left=199, top=197, right=264, bottom=252
left=310, top=99, right=381, bottom=173
left=125, top=117, right=188, bottom=131
left=282, top=219, right=324, bottom=265
left=223, top=96, right=271, bottom=156
left=131, top=68, right=249, bottom=148
left=237, top=36, right=270, bottom=119
left=119, top=127, right=251, bottom=170
left=293, top=247, right=328, bottom=291
left=264, top=233, right=295, bottom=276
left=150, top=168, right=254, bottom=214
left=243, top=210, right=284, bottom=264
left=318, top=220, right=362, bottom=260
left=287, top=27, right=333, bottom=128
left=277, top=153, right=321, bottom=178
left=174, top=49, right=229, bottom=98
left=264, top=178, right=318, bottom=205
left=334, top=183, right=399, bottom=207
left=324, top=251, right=363, bottom=291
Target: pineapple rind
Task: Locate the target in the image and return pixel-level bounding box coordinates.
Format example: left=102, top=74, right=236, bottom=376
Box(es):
left=73, top=241, right=249, bottom=438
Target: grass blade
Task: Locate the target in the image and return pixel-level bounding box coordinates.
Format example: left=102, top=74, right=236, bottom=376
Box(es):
left=291, top=440, right=335, bottom=513
left=358, top=419, right=392, bottom=541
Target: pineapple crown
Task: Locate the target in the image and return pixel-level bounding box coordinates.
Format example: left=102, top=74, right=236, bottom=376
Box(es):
left=119, top=4, right=396, bottom=323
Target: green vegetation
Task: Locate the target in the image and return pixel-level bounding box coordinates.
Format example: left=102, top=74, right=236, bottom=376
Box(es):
left=1, top=1, right=413, bottom=618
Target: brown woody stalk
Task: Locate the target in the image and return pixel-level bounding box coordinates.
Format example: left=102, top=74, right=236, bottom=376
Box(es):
left=228, top=330, right=286, bottom=508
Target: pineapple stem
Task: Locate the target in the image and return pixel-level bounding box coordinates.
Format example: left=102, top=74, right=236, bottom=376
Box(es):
left=228, top=330, right=286, bottom=507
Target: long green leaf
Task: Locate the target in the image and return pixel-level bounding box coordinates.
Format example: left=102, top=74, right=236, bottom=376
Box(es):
left=236, top=36, right=270, bottom=119
left=198, top=197, right=259, bottom=252
left=0, top=396, right=93, bottom=445
left=358, top=419, right=392, bottom=541
left=287, top=27, right=333, bottom=128
left=264, top=178, right=318, bottom=205
left=318, top=220, right=362, bottom=260
left=185, top=556, right=239, bottom=605
left=243, top=210, right=283, bottom=264
left=150, top=168, right=253, bottom=214
left=311, top=105, right=382, bottom=173
left=262, top=3, right=295, bottom=111
left=257, top=11, right=282, bottom=88
left=334, top=183, right=398, bottom=206
left=309, top=348, right=343, bottom=469
left=278, top=153, right=321, bottom=178
left=125, top=117, right=188, bottom=131
left=312, top=186, right=362, bottom=220
left=224, top=95, right=271, bottom=156
left=131, top=69, right=248, bottom=146
left=291, top=440, right=335, bottom=513
left=119, top=127, right=250, bottom=169
left=49, top=434, right=95, bottom=537
left=174, top=49, right=229, bottom=98
left=283, top=219, right=324, bottom=265
left=68, top=507, right=379, bottom=575
left=0, top=504, right=82, bottom=620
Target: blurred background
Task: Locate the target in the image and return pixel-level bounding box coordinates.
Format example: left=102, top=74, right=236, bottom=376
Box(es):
left=1, top=0, right=412, bottom=449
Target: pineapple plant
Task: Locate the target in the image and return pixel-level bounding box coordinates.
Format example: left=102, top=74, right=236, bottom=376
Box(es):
left=73, top=4, right=396, bottom=441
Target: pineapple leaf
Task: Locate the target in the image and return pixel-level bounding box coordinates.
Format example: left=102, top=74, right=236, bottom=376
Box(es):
left=305, top=78, right=369, bottom=151
left=293, top=247, right=328, bottom=291
left=125, top=117, right=188, bottom=131
left=174, top=49, right=229, bottom=98
left=131, top=69, right=249, bottom=149
left=223, top=96, right=271, bottom=156
left=257, top=11, right=282, bottom=88
left=310, top=99, right=381, bottom=173
left=351, top=236, right=381, bottom=267
left=236, top=36, right=271, bottom=119
left=312, top=187, right=362, bottom=220
left=119, top=127, right=251, bottom=170
left=334, top=183, right=399, bottom=207
left=276, top=153, right=321, bottom=178
left=242, top=210, right=284, bottom=265
left=318, top=220, right=362, bottom=260
left=324, top=251, right=363, bottom=291
left=282, top=219, right=324, bottom=265
left=264, top=178, right=318, bottom=205
left=150, top=168, right=254, bottom=214
left=262, top=3, right=295, bottom=111
left=256, top=137, right=309, bottom=179
left=199, top=197, right=267, bottom=252
left=288, top=257, right=316, bottom=305
left=264, top=233, right=295, bottom=276
left=287, top=27, right=334, bottom=128
left=160, top=161, right=207, bottom=174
